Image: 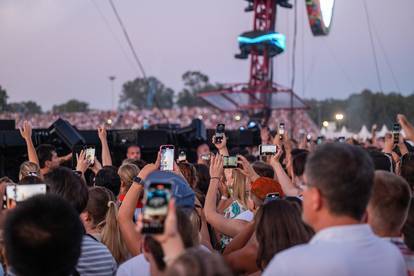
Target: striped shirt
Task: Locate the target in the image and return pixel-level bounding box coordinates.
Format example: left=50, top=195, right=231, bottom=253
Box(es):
left=383, top=237, right=414, bottom=272
left=76, top=235, right=117, bottom=276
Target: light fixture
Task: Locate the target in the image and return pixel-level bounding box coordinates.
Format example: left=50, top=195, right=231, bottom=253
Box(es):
left=306, top=0, right=336, bottom=36
left=323, top=121, right=329, bottom=127
left=335, top=113, right=344, bottom=121
left=234, top=115, right=241, bottom=121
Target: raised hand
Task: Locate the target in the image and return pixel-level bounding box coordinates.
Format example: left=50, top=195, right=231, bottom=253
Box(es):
left=210, top=154, right=224, bottom=179
left=269, top=146, right=284, bottom=167
left=397, top=114, right=414, bottom=142
left=237, top=155, right=259, bottom=182
left=90, top=157, right=103, bottom=174
left=19, top=120, right=32, bottom=141
left=76, top=150, right=89, bottom=174
left=97, top=125, right=108, bottom=141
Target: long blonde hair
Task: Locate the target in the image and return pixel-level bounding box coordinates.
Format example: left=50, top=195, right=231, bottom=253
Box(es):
left=117, top=163, right=139, bottom=189
left=86, top=187, right=129, bottom=264
left=231, top=169, right=249, bottom=209
left=19, top=161, right=41, bottom=181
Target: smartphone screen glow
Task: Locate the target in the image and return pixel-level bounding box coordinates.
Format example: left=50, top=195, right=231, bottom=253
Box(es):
left=161, top=147, right=174, bottom=171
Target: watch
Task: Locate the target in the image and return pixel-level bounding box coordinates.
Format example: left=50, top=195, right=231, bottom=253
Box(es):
left=133, top=176, right=144, bottom=187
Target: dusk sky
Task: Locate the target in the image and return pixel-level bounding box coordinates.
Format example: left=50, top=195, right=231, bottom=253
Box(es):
left=1, top=0, right=413, bottom=110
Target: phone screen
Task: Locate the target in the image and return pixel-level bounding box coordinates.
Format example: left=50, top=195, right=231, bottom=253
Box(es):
left=279, top=123, right=285, bottom=139
left=6, top=184, right=47, bottom=203
left=178, top=151, right=186, bottom=162
left=393, top=123, right=401, bottom=144
left=214, top=124, right=225, bottom=144
left=317, top=136, right=324, bottom=145
left=260, top=145, right=277, bottom=155
left=264, top=192, right=281, bottom=204
left=142, top=183, right=172, bottom=234
left=223, top=156, right=238, bottom=169
left=85, top=147, right=95, bottom=165
left=160, top=146, right=174, bottom=171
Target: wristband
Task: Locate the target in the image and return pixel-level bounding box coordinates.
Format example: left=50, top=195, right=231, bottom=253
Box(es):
left=133, top=176, right=144, bottom=187
left=210, top=177, right=220, bottom=182
left=221, top=195, right=228, bottom=200
left=73, top=170, right=83, bottom=176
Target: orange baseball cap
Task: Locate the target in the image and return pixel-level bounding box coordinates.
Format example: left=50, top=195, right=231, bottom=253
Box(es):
left=251, top=177, right=285, bottom=200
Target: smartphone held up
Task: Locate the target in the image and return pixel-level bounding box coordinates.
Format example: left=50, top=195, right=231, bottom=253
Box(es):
left=223, top=156, right=239, bottom=169
left=160, top=145, right=174, bottom=171
left=259, top=144, right=277, bottom=156
left=4, top=184, right=47, bottom=209
left=278, top=123, right=285, bottom=140
left=85, top=147, right=95, bottom=166
left=393, top=123, right=401, bottom=145
left=214, top=124, right=225, bottom=144
left=142, top=182, right=172, bottom=234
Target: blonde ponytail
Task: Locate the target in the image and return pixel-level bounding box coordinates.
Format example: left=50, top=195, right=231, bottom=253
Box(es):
left=101, top=201, right=130, bottom=264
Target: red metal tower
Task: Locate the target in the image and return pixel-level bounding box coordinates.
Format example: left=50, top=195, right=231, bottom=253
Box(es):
left=199, top=0, right=307, bottom=116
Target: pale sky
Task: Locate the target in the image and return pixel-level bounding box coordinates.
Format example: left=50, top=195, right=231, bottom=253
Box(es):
left=0, top=0, right=413, bottom=110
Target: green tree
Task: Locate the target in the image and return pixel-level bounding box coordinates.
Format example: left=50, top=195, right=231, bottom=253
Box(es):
left=7, top=101, right=42, bottom=114
left=176, top=71, right=221, bottom=107
left=0, top=86, right=8, bottom=112
left=306, top=90, right=414, bottom=131
left=119, top=76, right=174, bottom=109
left=52, top=99, right=89, bottom=113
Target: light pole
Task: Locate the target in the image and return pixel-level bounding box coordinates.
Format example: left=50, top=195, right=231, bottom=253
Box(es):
left=109, top=76, right=116, bottom=111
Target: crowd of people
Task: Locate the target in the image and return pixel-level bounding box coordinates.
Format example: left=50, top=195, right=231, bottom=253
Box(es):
left=0, top=107, right=318, bottom=136
left=0, top=113, right=413, bottom=276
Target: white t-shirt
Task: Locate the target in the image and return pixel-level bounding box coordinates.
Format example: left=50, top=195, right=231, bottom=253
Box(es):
left=263, top=224, right=406, bottom=276
left=234, top=210, right=254, bottom=222
left=116, top=245, right=210, bottom=276
left=116, top=254, right=150, bottom=276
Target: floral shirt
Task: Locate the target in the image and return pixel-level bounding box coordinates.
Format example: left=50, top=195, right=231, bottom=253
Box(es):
left=219, top=200, right=247, bottom=251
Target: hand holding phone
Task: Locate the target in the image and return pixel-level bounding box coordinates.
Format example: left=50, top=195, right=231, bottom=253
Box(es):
left=393, top=123, right=401, bottom=145
left=178, top=151, right=186, bottom=163
left=142, top=182, right=172, bottom=234
left=278, top=123, right=285, bottom=140
left=5, top=184, right=47, bottom=209
left=214, top=124, right=225, bottom=144
left=259, top=144, right=277, bottom=156
left=85, top=147, right=95, bottom=166
left=223, top=156, right=239, bottom=169
left=160, top=145, right=175, bottom=171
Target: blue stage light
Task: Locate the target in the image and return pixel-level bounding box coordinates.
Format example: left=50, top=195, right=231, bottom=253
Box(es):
left=238, top=32, right=286, bottom=51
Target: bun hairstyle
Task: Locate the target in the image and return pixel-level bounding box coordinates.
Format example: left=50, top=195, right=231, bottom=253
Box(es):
left=19, top=161, right=41, bottom=181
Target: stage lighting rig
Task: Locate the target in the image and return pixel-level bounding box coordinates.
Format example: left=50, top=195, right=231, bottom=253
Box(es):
left=244, top=0, right=292, bottom=12
left=235, top=31, right=286, bottom=59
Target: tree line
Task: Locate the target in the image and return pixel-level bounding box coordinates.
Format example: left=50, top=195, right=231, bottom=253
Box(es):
left=306, top=90, right=414, bottom=131
left=0, top=72, right=413, bottom=131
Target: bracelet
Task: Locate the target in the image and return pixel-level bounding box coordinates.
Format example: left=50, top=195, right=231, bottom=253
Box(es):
left=221, top=195, right=228, bottom=200
left=210, top=177, right=220, bottom=181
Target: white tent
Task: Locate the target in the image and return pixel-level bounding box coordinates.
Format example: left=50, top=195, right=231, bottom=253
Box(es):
left=320, top=127, right=336, bottom=139
left=339, top=126, right=353, bottom=138
left=377, top=125, right=389, bottom=137
left=358, top=125, right=371, bottom=140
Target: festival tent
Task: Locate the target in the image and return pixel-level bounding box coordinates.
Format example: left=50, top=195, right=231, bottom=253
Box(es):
left=339, top=126, right=353, bottom=138
left=358, top=125, right=371, bottom=139
left=377, top=125, right=389, bottom=137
